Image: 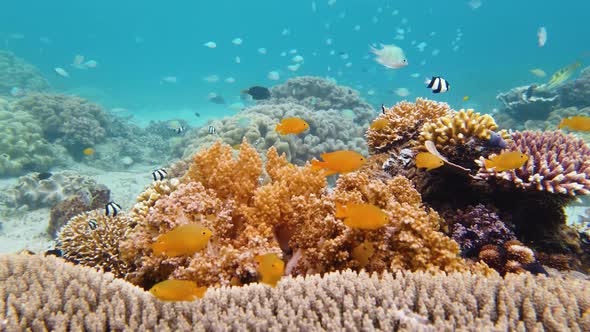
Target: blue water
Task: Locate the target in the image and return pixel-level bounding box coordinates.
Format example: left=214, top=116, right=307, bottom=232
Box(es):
left=1, top=0, right=588, bottom=125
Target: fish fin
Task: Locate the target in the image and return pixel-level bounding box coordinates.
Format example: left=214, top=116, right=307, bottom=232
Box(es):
left=335, top=203, right=347, bottom=218
left=275, top=123, right=285, bottom=134
left=311, top=159, right=326, bottom=170
left=558, top=119, right=567, bottom=129
left=323, top=168, right=338, bottom=176
left=483, top=158, right=494, bottom=170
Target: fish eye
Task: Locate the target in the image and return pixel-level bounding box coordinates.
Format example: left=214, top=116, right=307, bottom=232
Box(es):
left=202, top=231, right=207, bottom=235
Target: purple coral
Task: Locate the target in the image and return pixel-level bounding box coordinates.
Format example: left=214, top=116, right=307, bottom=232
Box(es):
left=475, top=130, right=590, bottom=196
left=449, top=204, right=516, bottom=255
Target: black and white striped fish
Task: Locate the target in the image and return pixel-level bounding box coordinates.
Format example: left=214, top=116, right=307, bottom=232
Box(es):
left=105, top=201, right=122, bottom=217
left=152, top=168, right=167, bottom=181
left=425, top=76, right=449, bottom=94
left=208, top=126, right=216, bottom=134
left=88, top=219, right=98, bottom=230
left=381, top=104, right=387, bottom=114
left=171, top=126, right=185, bottom=134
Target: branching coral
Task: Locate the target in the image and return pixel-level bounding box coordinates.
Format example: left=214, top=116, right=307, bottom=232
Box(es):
left=366, top=98, right=452, bottom=153
left=57, top=209, right=132, bottom=278
left=475, top=130, right=590, bottom=195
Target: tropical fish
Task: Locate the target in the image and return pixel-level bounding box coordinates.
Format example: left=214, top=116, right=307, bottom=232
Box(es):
left=267, top=71, right=280, bottom=81
left=208, top=126, right=216, bottom=134
left=152, top=224, right=212, bottom=257
left=311, top=150, right=366, bottom=176
left=546, top=61, right=581, bottom=89
left=54, top=67, right=69, bottom=77
left=231, top=37, right=243, bottom=45
left=351, top=241, right=375, bottom=267
left=152, top=168, right=167, bottom=181
left=370, top=44, right=408, bottom=69
left=255, top=253, right=284, bottom=287
left=208, top=93, right=225, bottom=104
left=82, top=147, right=94, bottom=156
left=394, top=87, right=410, bottom=97
left=537, top=27, right=547, bottom=47
left=161, top=76, right=177, bottom=83
left=335, top=202, right=389, bottom=230
left=203, top=41, right=217, bottom=48
left=241, top=86, right=271, bottom=100
left=558, top=116, right=590, bottom=131
left=149, top=280, right=207, bottom=301
left=370, top=118, right=388, bottom=131
left=425, top=76, right=449, bottom=94
left=415, top=152, right=444, bottom=171
left=275, top=117, right=309, bottom=135
left=37, top=172, right=52, bottom=180
left=170, top=125, right=184, bottom=134
left=530, top=68, right=546, bottom=77
left=105, top=202, right=122, bottom=217
left=483, top=151, right=529, bottom=172
left=88, top=219, right=98, bottom=230
left=463, top=96, right=470, bottom=101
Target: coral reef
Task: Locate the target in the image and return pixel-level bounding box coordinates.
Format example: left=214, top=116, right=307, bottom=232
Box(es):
left=2, top=254, right=590, bottom=331
left=178, top=102, right=366, bottom=165
left=0, top=105, right=65, bottom=176
left=475, top=131, right=590, bottom=196
left=559, top=66, right=590, bottom=108
left=0, top=50, right=50, bottom=96
left=478, top=240, right=547, bottom=276
left=57, top=209, right=132, bottom=278
left=1, top=171, right=104, bottom=210
left=261, top=76, right=375, bottom=125
left=366, top=98, right=452, bottom=153
left=447, top=204, right=516, bottom=256
left=13, top=93, right=111, bottom=151
left=496, top=84, right=560, bottom=122
left=47, top=185, right=110, bottom=238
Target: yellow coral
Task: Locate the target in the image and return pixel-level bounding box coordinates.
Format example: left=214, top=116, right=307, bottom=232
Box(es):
left=419, top=109, right=510, bottom=150
left=366, top=98, right=453, bottom=153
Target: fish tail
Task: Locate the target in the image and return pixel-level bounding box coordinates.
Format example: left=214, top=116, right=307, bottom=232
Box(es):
left=335, top=202, right=347, bottom=218
left=275, top=123, right=285, bottom=134
left=483, top=158, right=494, bottom=170
left=558, top=119, right=568, bottom=129
left=311, top=159, right=327, bottom=170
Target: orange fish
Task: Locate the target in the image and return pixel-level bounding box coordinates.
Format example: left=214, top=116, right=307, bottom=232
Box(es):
left=370, top=118, right=388, bottom=131
left=483, top=151, right=529, bottom=172
left=149, top=280, right=207, bottom=301
left=255, top=253, right=285, bottom=287
left=275, top=117, right=309, bottom=135
left=558, top=116, right=590, bottom=131
left=311, top=150, right=366, bottom=176
left=335, top=202, right=388, bottom=230
left=82, top=147, right=95, bottom=156
left=415, top=152, right=444, bottom=171
left=351, top=241, right=375, bottom=267
left=152, top=224, right=212, bottom=257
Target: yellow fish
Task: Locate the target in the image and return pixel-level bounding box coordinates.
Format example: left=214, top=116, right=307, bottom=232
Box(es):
left=152, top=224, right=212, bottom=257
left=149, top=280, right=207, bottom=301
left=255, top=253, right=284, bottom=287
left=275, top=117, right=309, bottom=135
left=352, top=241, right=375, bottom=267
left=558, top=116, right=590, bottom=131
left=530, top=68, right=546, bottom=77
left=415, top=152, right=444, bottom=171
left=311, top=150, right=366, bottom=176
left=82, top=147, right=95, bottom=156
left=546, top=61, right=581, bottom=89
left=463, top=95, right=470, bottom=101
left=483, top=151, right=529, bottom=172
left=335, top=202, right=388, bottom=230
left=370, top=118, right=388, bottom=131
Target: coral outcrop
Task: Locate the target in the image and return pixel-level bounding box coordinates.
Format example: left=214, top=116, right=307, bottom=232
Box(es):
left=178, top=102, right=366, bottom=165
left=496, top=84, right=560, bottom=122
left=559, top=66, right=590, bottom=108
left=366, top=98, right=452, bottom=153
left=0, top=50, right=50, bottom=96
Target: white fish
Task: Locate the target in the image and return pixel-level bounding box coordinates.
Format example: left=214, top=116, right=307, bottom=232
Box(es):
left=73, top=54, right=85, bottom=66
left=203, top=41, right=217, bottom=48
left=292, top=55, right=304, bottom=62
left=431, top=49, right=440, bottom=56
left=367, top=89, right=375, bottom=95
left=203, top=75, right=219, bottom=83
left=229, top=102, right=245, bottom=111
left=162, top=76, right=177, bottom=83
left=232, top=37, right=243, bottom=45
left=311, top=1, right=317, bottom=12
left=467, top=0, right=482, bottom=10
left=353, top=25, right=361, bottom=31
left=152, top=169, right=167, bottom=181
left=329, top=50, right=336, bottom=55
left=371, top=16, right=378, bottom=24
left=345, top=62, right=352, bottom=67
left=225, top=77, right=236, bottom=83
left=235, top=56, right=241, bottom=64
left=258, top=47, right=267, bottom=54
left=208, top=126, right=216, bottom=134
left=394, top=87, right=410, bottom=97
left=340, top=53, right=349, bottom=60
left=410, top=73, right=420, bottom=78
left=54, top=67, right=69, bottom=77
left=280, top=51, right=287, bottom=56
left=326, top=38, right=333, bottom=45
left=370, top=44, right=408, bottom=69
left=267, top=71, right=280, bottom=80
left=392, top=10, right=399, bottom=15
left=281, top=28, right=291, bottom=36
left=289, top=49, right=297, bottom=54
left=287, top=64, right=301, bottom=72
left=425, top=76, right=449, bottom=94
left=84, top=60, right=98, bottom=68
left=328, top=0, right=336, bottom=6
left=537, top=27, right=547, bottom=47
left=416, top=42, right=427, bottom=52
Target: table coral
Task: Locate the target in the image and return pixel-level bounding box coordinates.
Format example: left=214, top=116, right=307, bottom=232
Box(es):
left=475, top=130, right=590, bottom=195
left=0, top=50, right=50, bottom=95
left=366, top=98, right=452, bottom=153
left=0, top=109, right=64, bottom=176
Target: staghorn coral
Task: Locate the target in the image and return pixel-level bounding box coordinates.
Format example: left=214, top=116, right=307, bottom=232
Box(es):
left=0, top=50, right=50, bottom=95
left=447, top=204, right=516, bottom=256
left=261, top=76, right=375, bottom=125
left=475, top=130, right=590, bottom=196
left=2, top=254, right=590, bottom=331
left=366, top=98, right=452, bottom=153
left=13, top=93, right=111, bottom=150
left=56, top=209, right=133, bottom=278
left=178, top=102, right=366, bottom=165
left=0, top=106, right=65, bottom=176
